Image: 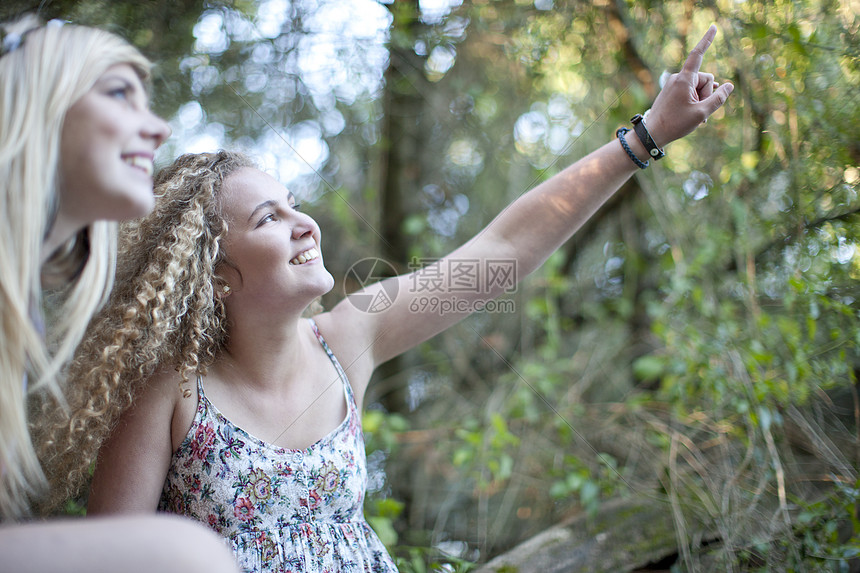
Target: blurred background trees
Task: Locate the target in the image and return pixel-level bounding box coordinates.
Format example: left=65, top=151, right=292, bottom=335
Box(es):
left=4, top=0, right=859, bottom=570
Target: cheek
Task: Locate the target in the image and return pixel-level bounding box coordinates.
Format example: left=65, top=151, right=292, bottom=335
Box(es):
left=60, top=106, right=102, bottom=184
left=58, top=132, right=95, bottom=207
left=62, top=98, right=127, bottom=161
left=57, top=145, right=108, bottom=211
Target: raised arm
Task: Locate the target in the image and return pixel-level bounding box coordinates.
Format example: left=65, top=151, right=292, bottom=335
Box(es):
left=320, top=25, right=733, bottom=385
left=456, top=25, right=732, bottom=277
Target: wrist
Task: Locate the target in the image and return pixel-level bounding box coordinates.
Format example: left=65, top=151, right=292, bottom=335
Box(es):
left=640, top=109, right=670, bottom=148
left=616, top=127, right=649, bottom=169
left=631, top=113, right=665, bottom=160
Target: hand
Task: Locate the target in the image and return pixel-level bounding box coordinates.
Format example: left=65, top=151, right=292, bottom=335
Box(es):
left=645, top=24, right=734, bottom=147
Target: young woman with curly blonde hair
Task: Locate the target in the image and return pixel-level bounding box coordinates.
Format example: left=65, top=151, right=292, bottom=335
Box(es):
left=77, top=26, right=732, bottom=572
left=0, top=14, right=238, bottom=573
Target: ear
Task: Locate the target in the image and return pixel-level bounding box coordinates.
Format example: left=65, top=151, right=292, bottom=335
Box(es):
left=217, top=283, right=233, bottom=298
left=215, top=261, right=242, bottom=298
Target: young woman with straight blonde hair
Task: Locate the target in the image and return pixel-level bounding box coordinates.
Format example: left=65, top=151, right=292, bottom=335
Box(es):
left=0, top=15, right=239, bottom=573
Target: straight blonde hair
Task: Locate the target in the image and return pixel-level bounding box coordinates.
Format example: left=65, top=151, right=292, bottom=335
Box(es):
left=35, top=151, right=251, bottom=511
left=0, top=15, right=152, bottom=519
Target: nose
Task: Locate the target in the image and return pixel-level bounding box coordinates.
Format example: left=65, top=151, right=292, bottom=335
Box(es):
left=291, top=211, right=319, bottom=242
left=143, top=110, right=172, bottom=149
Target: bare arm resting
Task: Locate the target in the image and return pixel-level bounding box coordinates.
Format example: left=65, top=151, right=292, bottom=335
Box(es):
left=87, top=368, right=181, bottom=514
left=0, top=514, right=239, bottom=573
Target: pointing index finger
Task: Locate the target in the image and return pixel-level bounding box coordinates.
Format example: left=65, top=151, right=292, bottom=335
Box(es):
left=682, top=24, right=717, bottom=74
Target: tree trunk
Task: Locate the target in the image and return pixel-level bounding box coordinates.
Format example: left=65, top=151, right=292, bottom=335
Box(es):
left=373, top=0, right=431, bottom=414
left=475, top=495, right=712, bottom=573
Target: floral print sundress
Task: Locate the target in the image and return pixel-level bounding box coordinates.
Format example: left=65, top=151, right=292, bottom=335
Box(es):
left=158, top=319, right=399, bottom=572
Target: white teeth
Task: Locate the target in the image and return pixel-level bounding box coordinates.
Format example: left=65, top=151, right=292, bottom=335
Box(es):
left=124, top=156, right=153, bottom=177
left=290, top=247, right=319, bottom=265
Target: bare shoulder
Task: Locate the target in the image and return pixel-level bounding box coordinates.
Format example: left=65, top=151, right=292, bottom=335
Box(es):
left=135, top=367, right=184, bottom=412
left=129, top=366, right=197, bottom=452
left=145, top=368, right=199, bottom=451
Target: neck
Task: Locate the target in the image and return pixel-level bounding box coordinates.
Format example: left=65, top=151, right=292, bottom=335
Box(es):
left=41, top=216, right=81, bottom=264
left=218, top=313, right=310, bottom=390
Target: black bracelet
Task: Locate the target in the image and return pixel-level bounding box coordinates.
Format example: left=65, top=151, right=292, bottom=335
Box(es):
left=631, top=113, right=665, bottom=160
left=616, top=127, right=649, bottom=169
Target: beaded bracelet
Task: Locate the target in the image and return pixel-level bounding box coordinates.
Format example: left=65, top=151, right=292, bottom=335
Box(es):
left=616, top=127, right=649, bottom=169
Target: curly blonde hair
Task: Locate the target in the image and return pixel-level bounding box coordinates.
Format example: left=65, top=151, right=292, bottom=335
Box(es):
left=33, top=150, right=257, bottom=512
left=1, top=15, right=152, bottom=519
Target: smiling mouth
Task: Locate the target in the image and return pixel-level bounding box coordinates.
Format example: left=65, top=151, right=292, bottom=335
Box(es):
left=290, top=247, right=320, bottom=265
left=123, top=155, right=154, bottom=177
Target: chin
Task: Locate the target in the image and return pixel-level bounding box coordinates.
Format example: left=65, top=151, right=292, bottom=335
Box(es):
left=311, top=278, right=335, bottom=299
left=113, top=190, right=156, bottom=220
left=321, top=270, right=335, bottom=293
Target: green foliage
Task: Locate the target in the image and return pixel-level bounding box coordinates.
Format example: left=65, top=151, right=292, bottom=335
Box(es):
left=62, top=497, right=86, bottom=517
left=733, top=479, right=860, bottom=572
left=452, top=413, right=519, bottom=491
left=366, top=497, right=405, bottom=548
left=393, top=546, right=476, bottom=573
left=363, top=409, right=410, bottom=454
left=548, top=453, right=624, bottom=517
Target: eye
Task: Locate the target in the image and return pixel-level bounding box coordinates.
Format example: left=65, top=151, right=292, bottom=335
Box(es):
left=256, top=213, right=277, bottom=228
left=292, top=203, right=302, bottom=212
left=106, top=83, right=132, bottom=101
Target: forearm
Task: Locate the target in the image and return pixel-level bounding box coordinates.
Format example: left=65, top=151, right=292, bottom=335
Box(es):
left=474, top=134, right=646, bottom=278
left=0, top=515, right=239, bottom=573
left=463, top=24, right=733, bottom=284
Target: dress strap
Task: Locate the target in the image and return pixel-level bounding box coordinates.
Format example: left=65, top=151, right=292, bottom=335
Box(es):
left=307, top=318, right=354, bottom=402
left=191, top=373, right=210, bottom=420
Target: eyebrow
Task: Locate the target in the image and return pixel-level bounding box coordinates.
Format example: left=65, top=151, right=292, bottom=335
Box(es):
left=96, top=71, right=133, bottom=84
left=247, top=193, right=295, bottom=223
left=248, top=200, right=278, bottom=223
